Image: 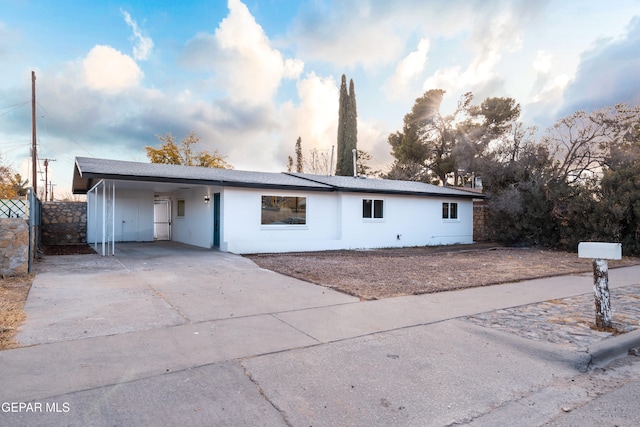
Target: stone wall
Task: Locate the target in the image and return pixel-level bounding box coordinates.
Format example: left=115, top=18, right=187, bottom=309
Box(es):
left=0, top=218, right=29, bottom=276
left=41, top=201, right=87, bottom=245
left=473, top=200, right=490, bottom=242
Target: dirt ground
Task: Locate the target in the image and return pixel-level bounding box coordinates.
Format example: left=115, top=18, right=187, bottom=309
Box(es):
left=247, top=244, right=640, bottom=300
left=0, top=274, right=32, bottom=349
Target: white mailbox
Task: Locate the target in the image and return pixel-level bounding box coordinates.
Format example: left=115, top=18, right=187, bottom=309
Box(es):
left=578, top=242, right=622, bottom=260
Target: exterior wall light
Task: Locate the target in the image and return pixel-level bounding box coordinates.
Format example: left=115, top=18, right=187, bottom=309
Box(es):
left=204, top=195, right=210, bottom=204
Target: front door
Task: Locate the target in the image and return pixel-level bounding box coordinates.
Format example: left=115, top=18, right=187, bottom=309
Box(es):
left=154, top=200, right=171, bottom=240
left=213, top=193, right=220, bottom=247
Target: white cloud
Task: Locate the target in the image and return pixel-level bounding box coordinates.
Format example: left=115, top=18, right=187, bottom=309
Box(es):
left=121, top=10, right=154, bottom=61
left=422, top=66, right=464, bottom=95
left=183, top=0, right=303, bottom=104
left=83, top=45, right=143, bottom=93
left=533, top=50, right=552, bottom=74
left=418, top=4, right=529, bottom=111
left=289, top=1, right=408, bottom=69
left=215, top=0, right=303, bottom=102
left=283, top=58, right=305, bottom=79
left=287, top=72, right=339, bottom=145
left=384, top=38, right=430, bottom=100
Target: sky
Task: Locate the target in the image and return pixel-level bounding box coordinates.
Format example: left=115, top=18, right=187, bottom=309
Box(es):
left=1, top=0, right=640, bottom=198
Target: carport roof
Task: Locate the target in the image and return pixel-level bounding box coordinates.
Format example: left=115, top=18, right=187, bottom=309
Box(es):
left=73, top=157, right=332, bottom=194
left=72, top=157, right=481, bottom=198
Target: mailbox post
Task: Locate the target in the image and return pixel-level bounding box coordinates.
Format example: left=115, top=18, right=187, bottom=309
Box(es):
left=578, top=242, right=622, bottom=330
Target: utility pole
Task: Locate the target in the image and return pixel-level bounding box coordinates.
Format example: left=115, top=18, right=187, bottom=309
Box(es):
left=43, top=158, right=56, bottom=201
left=31, top=71, right=37, bottom=195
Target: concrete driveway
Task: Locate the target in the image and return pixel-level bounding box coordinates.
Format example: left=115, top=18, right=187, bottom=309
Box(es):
left=18, top=242, right=358, bottom=345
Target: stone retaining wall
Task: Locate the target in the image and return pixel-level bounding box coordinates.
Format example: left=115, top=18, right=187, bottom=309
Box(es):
left=0, top=218, right=29, bottom=276
left=41, top=202, right=87, bottom=245
left=473, top=200, right=490, bottom=242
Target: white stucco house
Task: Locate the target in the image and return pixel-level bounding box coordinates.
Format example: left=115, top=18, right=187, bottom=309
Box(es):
left=72, top=157, right=482, bottom=255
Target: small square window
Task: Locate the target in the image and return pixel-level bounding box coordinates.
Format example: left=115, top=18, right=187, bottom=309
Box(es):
left=363, top=199, right=384, bottom=219
left=442, top=202, right=458, bottom=220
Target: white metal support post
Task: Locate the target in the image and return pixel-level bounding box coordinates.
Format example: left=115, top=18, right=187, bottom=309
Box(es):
left=102, top=181, right=106, bottom=256
left=110, top=180, right=115, bottom=256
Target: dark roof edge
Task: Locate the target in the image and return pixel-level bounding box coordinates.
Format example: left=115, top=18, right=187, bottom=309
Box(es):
left=282, top=172, right=483, bottom=199
left=76, top=172, right=335, bottom=193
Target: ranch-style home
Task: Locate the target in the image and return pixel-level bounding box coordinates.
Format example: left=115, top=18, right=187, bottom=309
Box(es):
left=72, top=157, right=481, bottom=255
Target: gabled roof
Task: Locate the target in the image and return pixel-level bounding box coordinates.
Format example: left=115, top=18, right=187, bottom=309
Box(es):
left=72, top=157, right=481, bottom=199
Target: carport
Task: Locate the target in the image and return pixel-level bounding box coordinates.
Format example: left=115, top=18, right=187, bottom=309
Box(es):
left=73, top=158, right=230, bottom=256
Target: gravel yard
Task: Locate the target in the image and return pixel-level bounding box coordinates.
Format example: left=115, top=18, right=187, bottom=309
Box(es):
left=246, top=244, right=640, bottom=300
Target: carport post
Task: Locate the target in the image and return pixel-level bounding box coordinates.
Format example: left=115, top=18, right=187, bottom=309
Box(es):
left=102, top=180, right=106, bottom=256
left=578, top=242, right=622, bottom=330
left=111, top=180, right=115, bottom=256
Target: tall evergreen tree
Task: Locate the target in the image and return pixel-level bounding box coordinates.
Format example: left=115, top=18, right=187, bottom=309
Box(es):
left=346, top=78, right=358, bottom=172
left=295, top=136, right=304, bottom=173
left=336, top=74, right=358, bottom=176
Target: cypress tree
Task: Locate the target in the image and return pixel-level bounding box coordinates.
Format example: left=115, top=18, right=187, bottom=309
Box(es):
left=336, top=75, right=350, bottom=176
left=345, top=78, right=358, bottom=175
left=336, top=75, right=358, bottom=176
left=295, top=136, right=304, bottom=173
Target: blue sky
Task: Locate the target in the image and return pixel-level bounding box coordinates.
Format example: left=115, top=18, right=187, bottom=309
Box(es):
left=1, top=0, right=640, bottom=197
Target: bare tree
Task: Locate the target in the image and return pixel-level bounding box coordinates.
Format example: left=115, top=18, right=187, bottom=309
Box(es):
left=541, top=109, right=616, bottom=184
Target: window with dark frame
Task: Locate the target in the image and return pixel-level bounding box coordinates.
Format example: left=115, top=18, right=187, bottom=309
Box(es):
left=261, top=196, right=306, bottom=225
left=363, top=199, right=384, bottom=219
left=442, top=202, right=458, bottom=220
left=177, top=199, right=185, bottom=217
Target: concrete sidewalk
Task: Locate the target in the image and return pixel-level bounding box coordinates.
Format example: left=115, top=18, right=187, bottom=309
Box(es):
left=2, top=243, right=640, bottom=426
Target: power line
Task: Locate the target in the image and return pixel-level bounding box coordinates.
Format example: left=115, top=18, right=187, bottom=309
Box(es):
left=0, top=101, right=30, bottom=111
left=0, top=101, right=29, bottom=118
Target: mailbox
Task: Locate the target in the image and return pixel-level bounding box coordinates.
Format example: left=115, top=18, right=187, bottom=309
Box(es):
left=578, top=242, right=622, bottom=260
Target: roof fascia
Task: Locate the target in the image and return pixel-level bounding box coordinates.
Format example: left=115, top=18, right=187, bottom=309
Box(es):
left=282, top=172, right=482, bottom=199
left=76, top=172, right=334, bottom=193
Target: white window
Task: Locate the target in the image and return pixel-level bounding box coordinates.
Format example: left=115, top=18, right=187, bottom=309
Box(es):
left=442, top=202, right=458, bottom=220
left=177, top=199, right=185, bottom=217
left=363, top=199, right=384, bottom=219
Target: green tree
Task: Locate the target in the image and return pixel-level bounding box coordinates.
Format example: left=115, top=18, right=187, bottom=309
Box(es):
left=457, top=96, right=521, bottom=185
left=11, top=173, right=29, bottom=197
left=336, top=75, right=358, bottom=176
left=295, top=136, right=304, bottom=173
left=0, top=155, right=27, bottom=198
left=387, top=89, right=462, bottom=184
left=388, top=90, right=522, bottom=186
left=355, top=150, right=374, bottom=176
left=145, top=131, right=232, bottom=169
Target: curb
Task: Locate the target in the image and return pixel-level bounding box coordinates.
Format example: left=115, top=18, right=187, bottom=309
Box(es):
left=587, top=328, right=640, bottom=368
